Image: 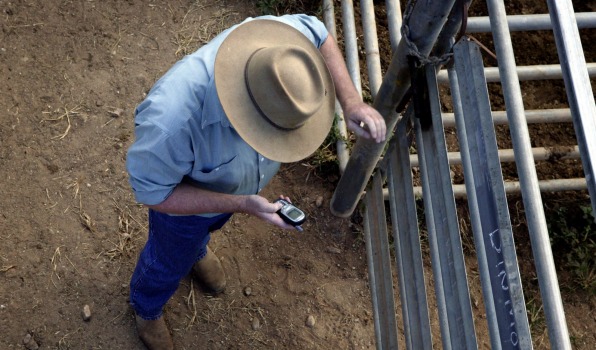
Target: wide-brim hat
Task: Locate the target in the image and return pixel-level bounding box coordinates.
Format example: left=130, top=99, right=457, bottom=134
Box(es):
left=214, top=19, right=336, bottom=163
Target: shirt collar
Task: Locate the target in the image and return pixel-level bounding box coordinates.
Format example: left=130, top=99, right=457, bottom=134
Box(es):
left=201, top=77, right=231, bottom=129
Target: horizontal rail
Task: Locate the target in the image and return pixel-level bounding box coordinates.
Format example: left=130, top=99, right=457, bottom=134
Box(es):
left=409, top=146, right=580, bottom=167
left=442, top=108, right=572, bottom=127
left=438, top=62, right=596, bottom=83
left=382, top=178, right=589, bottom=199
left=466, top=12, right=596, bottom=33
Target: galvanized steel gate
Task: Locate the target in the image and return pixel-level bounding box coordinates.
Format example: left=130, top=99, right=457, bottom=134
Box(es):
left=323, top=0, right=596, bottom=349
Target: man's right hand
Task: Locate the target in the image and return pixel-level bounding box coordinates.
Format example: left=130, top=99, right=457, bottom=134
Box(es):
left=242, top=195, right=298, bottom=230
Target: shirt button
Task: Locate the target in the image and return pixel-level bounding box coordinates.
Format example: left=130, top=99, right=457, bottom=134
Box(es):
left=260, top=157, right=264, bottom=162
left=215, top=167, right=220, bottom=171
left=261, top=174, right=264, bottom=179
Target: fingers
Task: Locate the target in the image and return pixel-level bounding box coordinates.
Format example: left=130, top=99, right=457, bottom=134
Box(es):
left=347, top=119, right=371, bottom=139
left=277, top=194, right=291, bottom=203
left=345, top=103, right=386, bottom=143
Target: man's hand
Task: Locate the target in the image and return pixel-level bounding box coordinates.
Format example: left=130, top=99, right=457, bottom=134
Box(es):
left=343, top=100, right=386, bottom=143
left=242, top=195, right=298, bottom=230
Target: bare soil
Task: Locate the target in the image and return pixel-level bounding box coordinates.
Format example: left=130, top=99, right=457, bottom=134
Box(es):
left=0, top=0, right=594, bottom=349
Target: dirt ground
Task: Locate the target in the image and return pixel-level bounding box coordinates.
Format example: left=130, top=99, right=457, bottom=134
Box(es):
left=0, top=0, right=594, bottom=349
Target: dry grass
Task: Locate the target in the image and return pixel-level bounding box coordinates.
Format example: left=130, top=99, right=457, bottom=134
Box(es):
left=184, top=280, right=199, bottom=329
left=0, top=265, right=16, bottom=272
left=50, top=246, right=63, bottom=288
left=172, top=1, right=239, bottom=57
left=104, top=200, right=145, bottom=260
left=41, top=105, right=82, bottom=140
left=176, top=288, right=272, bottom=347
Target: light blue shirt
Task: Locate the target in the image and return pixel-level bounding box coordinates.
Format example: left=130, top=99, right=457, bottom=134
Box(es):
left=126, top=14, right=329, bottom=213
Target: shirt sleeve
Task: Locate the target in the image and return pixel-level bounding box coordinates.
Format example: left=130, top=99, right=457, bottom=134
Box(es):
left=276, top=14, right=329, bottom=49
left=126, top=122, right=194, bottom=205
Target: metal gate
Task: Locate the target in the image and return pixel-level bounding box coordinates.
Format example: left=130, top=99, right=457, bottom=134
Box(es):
left=323, top=0, right=596, bottom=349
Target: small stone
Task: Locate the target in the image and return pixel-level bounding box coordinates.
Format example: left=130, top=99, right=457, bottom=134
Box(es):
left=243, top=287, right=252, bottom=296
left=315, top=196, right=323, bottom=207
left=109, top=108, right=124, bottom=118
left=306, top=315, right=316, bottom=328
left=251, top=317, right=261, bottom=330
left=325, top=246, right=342, bottom=254
left=23, top=334, right=39, bottom=350
left=95, top=100, right=104, bottom=107
left=82, top=304, right=92, bottom=321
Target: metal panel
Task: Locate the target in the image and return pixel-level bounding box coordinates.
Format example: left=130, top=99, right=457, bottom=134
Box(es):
left=387, top=113, right=433, bottom=350
left=364, top=174, right=399, bottom=350
left=452, top=38, right=532, bottom=350
left=546, top=0, right=596, bottom=221
left=485, top=1, right=572, bottom=348
left=415, top=64, right=477, bottom=349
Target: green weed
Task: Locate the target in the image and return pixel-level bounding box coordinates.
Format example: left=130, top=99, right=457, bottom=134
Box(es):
left=547, top=204, right=596, bottom=294
left=255, top=0, right=322, bottom=16
left=304, top=113, right=351, bottom=177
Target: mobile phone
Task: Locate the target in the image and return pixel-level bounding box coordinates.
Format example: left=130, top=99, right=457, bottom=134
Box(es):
left=275, top=199, right=306, bottom=228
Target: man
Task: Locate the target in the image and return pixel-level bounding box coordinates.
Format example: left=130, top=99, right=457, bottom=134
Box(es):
left=126, top=14, right=386, bottom=349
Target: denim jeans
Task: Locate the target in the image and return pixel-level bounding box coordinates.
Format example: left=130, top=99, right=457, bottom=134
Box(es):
left=130, top=209, right=232, bottom=320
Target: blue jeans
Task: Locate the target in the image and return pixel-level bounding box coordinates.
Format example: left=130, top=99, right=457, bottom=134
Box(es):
left=130, top=209, right=232, bottom=320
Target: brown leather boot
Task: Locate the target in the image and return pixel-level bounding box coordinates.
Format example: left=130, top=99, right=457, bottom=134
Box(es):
left=135, top=315, right=174, bottom=350
left=192, top=246, right=226, bottom=294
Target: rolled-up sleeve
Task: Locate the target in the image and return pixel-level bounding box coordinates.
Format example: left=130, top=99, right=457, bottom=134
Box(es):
left=126, top=122, right=194, bottom=205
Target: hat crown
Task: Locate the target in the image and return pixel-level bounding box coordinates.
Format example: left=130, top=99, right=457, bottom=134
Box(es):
left=245, top=45, right=325, bottom=130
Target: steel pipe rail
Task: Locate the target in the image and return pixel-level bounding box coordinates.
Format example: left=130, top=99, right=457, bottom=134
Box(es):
left=486, top=0, right=571, bottom=348
left=409, top=146, right=580, bottom=167
left=437, top=62, right=596, bottom=83
left=467, top=12, right=596, bottom=33
left=361, top=0, right=383, bottom=97
left=382, top=178, right=590, bottom=199
left=323, top=0, right=350, bottom=173
left=442, top=108, right=572, bottom=127
left=547, top=0, right=596, bottom=221
left=339, top=0, right=362, bottom=95
left=385, top=0, right=403, bottom=52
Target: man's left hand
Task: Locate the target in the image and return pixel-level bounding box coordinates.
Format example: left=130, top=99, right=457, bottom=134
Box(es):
left=344, top=101, right=386, bottom=143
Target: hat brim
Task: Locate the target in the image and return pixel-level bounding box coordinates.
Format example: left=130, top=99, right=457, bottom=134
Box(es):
left=214, top=19, right=335, bottom=163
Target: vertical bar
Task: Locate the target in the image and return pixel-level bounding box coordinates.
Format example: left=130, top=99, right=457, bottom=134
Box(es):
left=322, top=0, right=350, bottom=172
left=452, top=38, right=533, bottom=350
left=364, top=174, right=399, bottom=350
left=360, top=0, right=383, bottom=96
left=387, top=112, right=433, bottom=350
left=485, top=1, right=572, bottom=348
left=546, top=0, right=596, bottom=220
left=341, top=0, right=363, bottom=94
left=359, top=0, right=386, bottom=212
left=415, top=65, right=477, bottom=349
left=385, top=0, right=402, bottom=53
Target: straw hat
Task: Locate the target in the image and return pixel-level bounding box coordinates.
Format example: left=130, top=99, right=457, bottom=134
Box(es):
left=214, top=19, right=336, bottom=163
